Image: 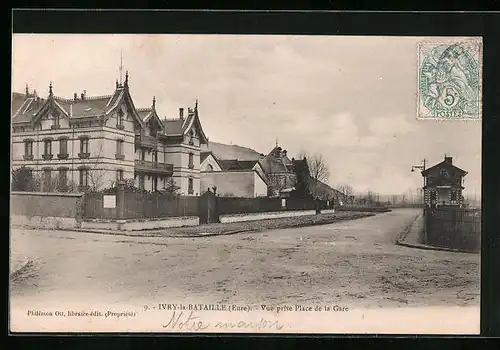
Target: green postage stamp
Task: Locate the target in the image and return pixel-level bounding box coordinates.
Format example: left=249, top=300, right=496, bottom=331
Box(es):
left=417, top=39, right=482, bottom=120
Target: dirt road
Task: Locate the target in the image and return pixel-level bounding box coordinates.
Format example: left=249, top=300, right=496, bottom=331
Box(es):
left=10, top=209, right=480, bottom=310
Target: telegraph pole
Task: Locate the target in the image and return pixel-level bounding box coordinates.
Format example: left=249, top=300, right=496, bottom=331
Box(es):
left=411, top=159, right=427, bottom=206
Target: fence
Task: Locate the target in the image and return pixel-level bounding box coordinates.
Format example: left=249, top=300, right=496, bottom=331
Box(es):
left=216, top=196, right=330, bottom=215
left=337, top=204, right=391, bottom=213
left=83, top=189, right=332, bottom=221
left=424, top=207, right=481, bottom=252
left=83, top=191, right=199, bottom=220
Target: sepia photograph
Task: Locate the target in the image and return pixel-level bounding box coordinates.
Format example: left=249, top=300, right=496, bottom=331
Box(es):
left=10, top=34, right=482, bottom=334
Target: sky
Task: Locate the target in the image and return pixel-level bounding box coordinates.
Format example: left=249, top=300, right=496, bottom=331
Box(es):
left=11, top=34, right=482, bottom=196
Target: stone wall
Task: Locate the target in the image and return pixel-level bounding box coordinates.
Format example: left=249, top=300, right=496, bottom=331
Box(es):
left=11, top=191, right=84, bottom=229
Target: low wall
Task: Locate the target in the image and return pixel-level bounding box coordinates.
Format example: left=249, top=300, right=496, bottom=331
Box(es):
left=220, top=210, right=316, bottom=223
left=80, top=216, right=199, bottom=231
left=337, top=206, right=391, bottom=213
left=11, top=192, right=84, bottom=230
left=11, top=214, right=80, bottom=230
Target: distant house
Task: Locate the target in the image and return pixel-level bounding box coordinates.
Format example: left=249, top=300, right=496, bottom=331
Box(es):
left=421, top=156, right=467, bottom=207
left=200, top=151, right=267, bottom=198
left=308, top=177, right=346, bottom=204
left=259, top=145, right=297, bottom=197
left=201, top=141, right=346, bottom=202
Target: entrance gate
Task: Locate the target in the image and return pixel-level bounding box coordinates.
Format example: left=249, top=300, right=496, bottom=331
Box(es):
left=199, top=190, right=219, bottom=224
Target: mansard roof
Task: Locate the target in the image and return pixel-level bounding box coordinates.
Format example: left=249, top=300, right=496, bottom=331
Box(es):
left=11, top=84, right=135, bottom=125
left=12, top=79, right=209, bottom=143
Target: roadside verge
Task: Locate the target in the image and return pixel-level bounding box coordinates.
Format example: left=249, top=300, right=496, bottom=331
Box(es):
left=71, top=211, right=377, bottom=238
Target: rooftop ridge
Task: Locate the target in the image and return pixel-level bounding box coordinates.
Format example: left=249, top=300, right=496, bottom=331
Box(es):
left=53, top=96, right=74, bottom=103
left=164, top=117, right=182, bottom=121
left=54, top=94, right=113, bottom=102
left=85, top=95, right=113, bottom=100
left=136, top=107, right=152, bottom=112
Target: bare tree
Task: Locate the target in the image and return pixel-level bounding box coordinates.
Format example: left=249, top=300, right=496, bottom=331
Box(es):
left=298, top=151, right=330, bottom=198
left=336, top=183, right=355, bottom=204
left=82, top=144, right=108, bottom=192
left=164, top=177, right=181, bottom=195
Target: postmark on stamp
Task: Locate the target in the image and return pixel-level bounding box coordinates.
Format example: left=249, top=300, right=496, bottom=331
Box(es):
left=417, top=39, right=482, bottom=120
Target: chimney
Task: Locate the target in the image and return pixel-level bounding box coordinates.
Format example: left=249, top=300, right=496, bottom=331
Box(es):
left=179, top=108, right=184, bottom=120
left=81, top=90, right=86, bottom=100
left=74, top=93, right=78, bottom=101
left=444, top=156, right=453, bottom=164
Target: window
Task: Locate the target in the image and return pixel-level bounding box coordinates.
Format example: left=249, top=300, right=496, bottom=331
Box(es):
left=206, top=164, right=214, bottom=171
left=58, top=168, right=68, bottom=191
left=188, top=178, right=194, bottom=194
left=141, top=149, right=145, bottom=161
left=139, top=175, right=145, bottom=190
left=23, top=140, right=33, bottom=160
left=115, top=139, right=124, bottom=160
left=58, top=138, right=68, bottom=159
left=152, top=150, right=158, bottom=163
left=188, top=153, right=194, bottom=169
left=430, top=190, right=437, bottom=201
left=79, top=137, right=89, bottom=158
left=43, top=169, right=52, bottom=192
left=440, top=169, right=448, bottom=176
left=451, top=191, right=457, bottom=201
left=51, top=111, right=60, bottom=129
left=116, top=169, right=124, bottom=182
left=189, top=130, right=194, bottom=145
left=79, top=168, right=89, bottom=187
left=152, top=176, right=158, bottom=192
left=43, top=139, right=53, bottom=160
left=117, top=109, right=124, bottom=129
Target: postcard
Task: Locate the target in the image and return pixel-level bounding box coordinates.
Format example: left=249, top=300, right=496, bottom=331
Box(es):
left=10, top=34, right=481, bottom=334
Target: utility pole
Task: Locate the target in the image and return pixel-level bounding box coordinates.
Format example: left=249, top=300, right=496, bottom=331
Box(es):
left=411, top=158, right=427, bottom=206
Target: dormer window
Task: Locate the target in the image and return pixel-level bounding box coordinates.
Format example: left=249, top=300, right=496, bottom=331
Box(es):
left=189, top=130, right=194, bottom=145
left=51, top=111, right=60, bottom=129
left=117, top=109, right=124, bottom=129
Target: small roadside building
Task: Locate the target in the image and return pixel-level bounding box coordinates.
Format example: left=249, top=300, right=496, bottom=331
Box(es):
left=421, top=156, right=467, bottom=207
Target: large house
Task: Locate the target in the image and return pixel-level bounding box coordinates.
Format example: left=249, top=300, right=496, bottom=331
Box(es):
left=421, top=156, right=467, bottom=207
left=200, top=151, right=268, bottom=197
left=11, top=73, right=208, bottom=195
